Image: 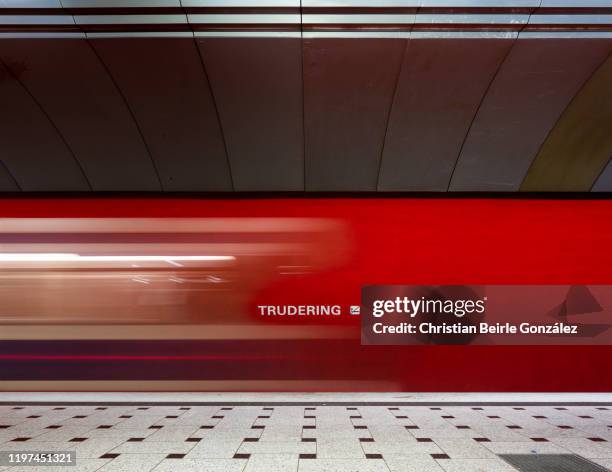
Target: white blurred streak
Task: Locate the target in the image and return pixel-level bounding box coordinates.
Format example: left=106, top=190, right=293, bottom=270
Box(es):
left=0, top=253, right=234, bottom=261
left=131, top=277, right=150, bottom=284
left=0, top=218, right=340, bottom=233
left=165, top=260, right=183, bottom=267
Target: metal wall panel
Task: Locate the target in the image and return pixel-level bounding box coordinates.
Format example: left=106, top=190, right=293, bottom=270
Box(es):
left=593, top=159, right=612, bottom=192
left=450, top=38, right=612, bottom=191
left=0, top=39, right=161, bottom=191
left=196, top=38, right=303, bottom=191
left=90, top=38, right=232, bottom=191
left=61, top=1, right=181, bottom=6
left=0, top=1, right=62, bottom=8
left=378, top=38, right=512, bottom=191
left=0, top=162, right=19, bottom=191
left=522, top=54, right=612, bottom=191
left=304, top=38, right=405, bottom=191
left=0, top=59, right=90, bottom=191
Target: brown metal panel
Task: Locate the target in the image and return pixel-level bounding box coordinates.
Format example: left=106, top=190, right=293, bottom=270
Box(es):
left=0, top=161, right=19, bottom=191
left=196, top=37, right=303, bottom=191
left=592, top=159, right=612, bottom=192
left=0, top=58, right=90, bottom=191
left=378, top=38, right=512, bottom=191
left=522, top=53, right=612, bottom=192
left=0, top=39, right=161, bottom=191
left=304, top=38, right=405, bottom=191
left=451, top=38, right=612, bottom=191
left=90, top=38, right=232, bottom=191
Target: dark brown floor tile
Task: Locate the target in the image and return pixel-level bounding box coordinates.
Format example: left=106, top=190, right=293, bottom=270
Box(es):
left=100, top=453, right=119, bottom=459
left=431, top=454, right=450, bottom=459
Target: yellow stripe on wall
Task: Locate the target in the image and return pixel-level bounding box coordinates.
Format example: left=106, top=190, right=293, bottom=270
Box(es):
left=521, top=53, right=612, bottom=192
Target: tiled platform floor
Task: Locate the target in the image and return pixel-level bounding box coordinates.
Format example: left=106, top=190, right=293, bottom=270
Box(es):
left=0, top=402, right=611, bottom=471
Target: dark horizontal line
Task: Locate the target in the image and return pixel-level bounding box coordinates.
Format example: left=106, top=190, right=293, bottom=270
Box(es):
left=0, top=8, right=181, bottom=15
left=523, top=25, right=612, bottom=31
left=0, top=192, right=611, bottom=200
left=0, top=401, right=610, bottom=406
left=191, top=25, right=300, bottom=31
left=184, top=7, right=300, bottom=14
left=302, top=7, right=417, bottom=14
left=2, top=7, right=610, bottom=15
left=302, top=25, right=414, bottom=30
left=535, top=7, right=612, bottom=14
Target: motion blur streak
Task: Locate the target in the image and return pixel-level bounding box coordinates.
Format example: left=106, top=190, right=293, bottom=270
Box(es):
left=1, top=198, right=612, bottom=392
left=0, top=217, right=347, bottom=324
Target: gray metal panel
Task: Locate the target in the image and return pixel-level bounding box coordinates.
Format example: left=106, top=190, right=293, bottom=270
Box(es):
left=0, top=0, right=62, bottom=7
left=540, top=0, right=612, bottom=5
left=61, top=1, right=181, bottom=6
left=90, top=38, right=232, bottom=191
left=450, top=38, right=612, bottom=191
left=196, top=38, right=303, bottom=191
left=0, top=39, right=161, bottom=191
left=593, top=159, right=612, bottom=191
left=378, top=38, right=513, bottom=191
left=304, top=38, right=405, bottom=191
left=184, top=1, right=299, bottom=5
left=0, top=58, right=90, bottom=191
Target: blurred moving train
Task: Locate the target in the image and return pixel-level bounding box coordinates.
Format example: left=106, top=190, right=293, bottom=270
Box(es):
left=1, top=197, right=612, bottom=392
